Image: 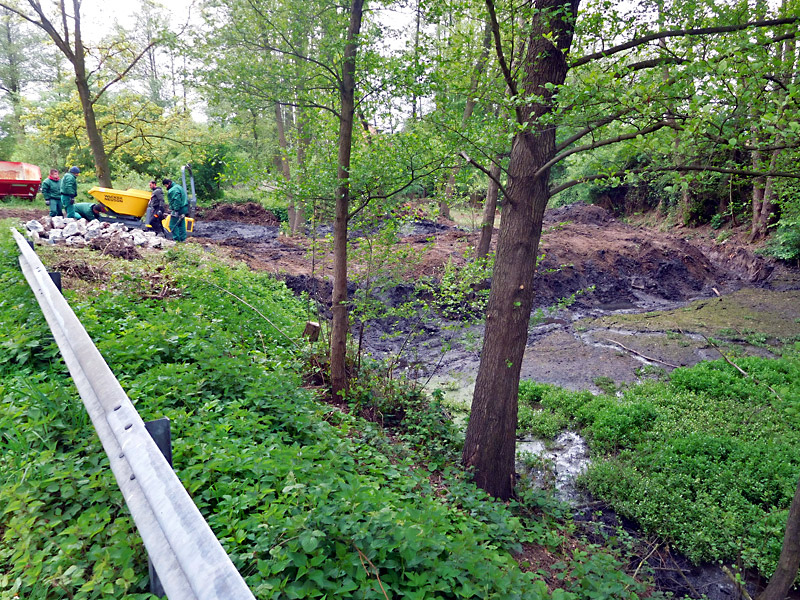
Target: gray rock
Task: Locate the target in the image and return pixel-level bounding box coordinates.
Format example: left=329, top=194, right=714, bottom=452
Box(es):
left=25, top=219, right=44, bottom=233
left=62, top=221, right=81, bottom=237
left=65, top=236, right=88, bottom=247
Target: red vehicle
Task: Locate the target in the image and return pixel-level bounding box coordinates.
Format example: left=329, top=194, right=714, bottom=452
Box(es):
left=0, top=161, right=42, bottom=198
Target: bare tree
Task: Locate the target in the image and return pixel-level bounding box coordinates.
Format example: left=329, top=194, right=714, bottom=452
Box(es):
left=0, top=0, right=158, bottom=186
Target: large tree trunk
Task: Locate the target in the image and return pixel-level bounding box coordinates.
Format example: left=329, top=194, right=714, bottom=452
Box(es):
left=462, top=0, right=579, bottom=500
left=475, top=159, right=501, bottom=259
left=757, top=475, right=800, bottom=600
left=330, top=0, right=364, bottom=398
left=69, top=2, right=111, bottom=187
left=74, top=64, right=112, bottom=187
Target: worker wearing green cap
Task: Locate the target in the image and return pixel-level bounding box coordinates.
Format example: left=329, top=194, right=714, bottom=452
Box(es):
left=60, top=166, right=80, bottom=219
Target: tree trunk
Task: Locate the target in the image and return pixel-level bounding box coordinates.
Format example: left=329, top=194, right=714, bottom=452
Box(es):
left=750, top=33, right=794, bottom=242
left=74, top=61, right=112, bottom=187
left=440, top=18, right=492, bottom=220
left=750, top=150, right=779, bottom=241
left=330, top=0, right=364, bottom=398
left=274, top=102, right=296, bottom=230
left=757, top=475, right=800, bottom=600
left=475, top=159, right=501, bottom=259
left=462, top=0, right=579, bottom=500
left=292, top=108, right=310, bottom=234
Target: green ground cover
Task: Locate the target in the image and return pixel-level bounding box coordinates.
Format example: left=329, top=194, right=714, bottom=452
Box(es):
left=0, top=224, right=647, bottom=599
left=518, top=349, right=800, bottom=580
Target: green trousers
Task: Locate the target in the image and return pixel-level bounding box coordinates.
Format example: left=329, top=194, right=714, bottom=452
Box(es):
left=171, top=215, right=187, bottom=242
left=48, top=199, right=63, bottom=217
left=62, top=195, right=76, bottom=219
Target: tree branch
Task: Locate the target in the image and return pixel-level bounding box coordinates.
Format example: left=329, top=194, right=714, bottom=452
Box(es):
left=555, top=108, right=633, bottom=152
left=572, top=17, right=800, bottom=68
left=539, top=120, right=677, bottom=179
left=484, top=0, right=520, bottom=122
left=91, top=40, right=159, bottom=104
left=460, top=150, right=509, bottom=200
left=549, top=164, right=800, bottom=197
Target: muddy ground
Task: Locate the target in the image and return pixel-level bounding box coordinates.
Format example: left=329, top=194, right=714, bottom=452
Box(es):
left=7, top=201, right=800, bottom=397
left=7, top=201, right=800, bottom=599
left=191, top=202, right=800, bottom=398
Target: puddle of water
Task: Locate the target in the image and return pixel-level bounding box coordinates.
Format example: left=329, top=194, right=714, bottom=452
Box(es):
left=517, top=431, right=591, bottom=503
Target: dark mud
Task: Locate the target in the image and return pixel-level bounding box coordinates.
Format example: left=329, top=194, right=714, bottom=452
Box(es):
left=188, top=203, right=800, bottom=394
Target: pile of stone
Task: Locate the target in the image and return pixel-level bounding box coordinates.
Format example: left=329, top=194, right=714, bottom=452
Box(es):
left=24, top=216, right=175, bottom=250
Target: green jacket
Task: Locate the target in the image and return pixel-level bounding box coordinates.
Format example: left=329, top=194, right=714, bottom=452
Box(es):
left=73, top=203, right=98, bottom=221
left=167, top=184, right=189, bottom=214
left=40, top=177, right=61, bottom=202
left=60, top=172, right=77, bottom=198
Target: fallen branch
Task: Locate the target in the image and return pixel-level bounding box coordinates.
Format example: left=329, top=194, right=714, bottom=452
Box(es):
left=355, top=546, right=390, bottom=600
left=703, top=335, right=783, bottom=401
left=601, top=338, right=680, bottom=368
left=722, top=565, right=754, bottom=600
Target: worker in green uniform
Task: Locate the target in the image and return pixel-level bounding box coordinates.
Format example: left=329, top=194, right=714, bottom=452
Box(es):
left=60, top=166, right=80, bottom=219
left=40, top=169, right=62, bottom=217
left=73, top=202, right=106, bottom=221
left=163, top=178, right=188, bottom=242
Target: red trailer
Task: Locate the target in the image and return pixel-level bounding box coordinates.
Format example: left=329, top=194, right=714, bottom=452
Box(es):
left=0, top=161, right=41, bottom=198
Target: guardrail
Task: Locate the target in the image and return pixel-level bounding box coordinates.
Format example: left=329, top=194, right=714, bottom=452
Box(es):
left=11, top=228, right=255, bottom=600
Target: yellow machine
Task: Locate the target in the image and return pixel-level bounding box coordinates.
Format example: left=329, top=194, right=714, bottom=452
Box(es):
left=87, top=187, right=151, bottom=219
left=87, top=177, right=196, bottom=233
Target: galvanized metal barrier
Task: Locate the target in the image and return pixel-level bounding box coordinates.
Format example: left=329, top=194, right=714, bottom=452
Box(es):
left=11, top=228, right=255, bottom=600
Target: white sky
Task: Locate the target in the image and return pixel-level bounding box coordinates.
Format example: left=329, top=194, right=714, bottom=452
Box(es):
left=82, top=0, right=199, bottom=39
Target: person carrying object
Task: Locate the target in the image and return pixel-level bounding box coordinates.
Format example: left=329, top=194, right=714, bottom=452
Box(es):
left=162, top=177, right=188, bottom=242
left=147, top=179, right=167, bottom=237
left=40, top=168, right=62, bottom=217
left=60, top=166, right=80, bottom=219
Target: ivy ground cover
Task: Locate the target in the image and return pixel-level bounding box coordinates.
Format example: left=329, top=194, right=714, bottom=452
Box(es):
left=518, top=349, right=800, bottom=580
left=0, top=225, right=648, bottom=599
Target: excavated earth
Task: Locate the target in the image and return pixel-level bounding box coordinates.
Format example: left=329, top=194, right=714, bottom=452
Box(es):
left=6, top=201, right=799, bottom=394
left=6, top=201, right=800, bottom=600
left=191, top=202, right=800, bottom=396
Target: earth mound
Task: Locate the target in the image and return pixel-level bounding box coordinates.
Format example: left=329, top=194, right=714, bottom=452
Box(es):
left=199, top=202, right=280, bottom=225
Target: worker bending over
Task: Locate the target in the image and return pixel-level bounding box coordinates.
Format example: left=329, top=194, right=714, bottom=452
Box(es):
left=73, top=202, right=106, bottom=221
left=163, top=178, right=189, bottom=242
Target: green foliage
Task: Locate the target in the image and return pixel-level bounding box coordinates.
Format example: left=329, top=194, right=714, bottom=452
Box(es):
left=526, top=355, right=800, bottom=578
left=516, top=381, right=595, bottom=438
left=763, top=216, right=800, bottom=263
left=191, top=142, right=228, bottom=202
left=2, top=229, right=643, bottom=599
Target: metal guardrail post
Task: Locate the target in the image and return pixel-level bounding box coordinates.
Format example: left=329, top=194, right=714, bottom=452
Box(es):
left=11, top=228, right=255, bottom=600
left=145, top=417, right=173, bottom=597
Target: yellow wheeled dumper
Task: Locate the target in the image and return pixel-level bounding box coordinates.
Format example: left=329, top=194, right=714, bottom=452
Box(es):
left=86, top=164, right=197, bottom=234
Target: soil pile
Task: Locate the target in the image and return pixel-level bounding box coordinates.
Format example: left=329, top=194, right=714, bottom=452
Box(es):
left=199, top=202, right=280, bottom=225
left=201, top=204, right=782, bottom=313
